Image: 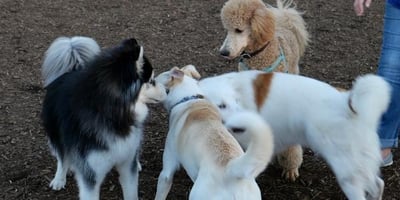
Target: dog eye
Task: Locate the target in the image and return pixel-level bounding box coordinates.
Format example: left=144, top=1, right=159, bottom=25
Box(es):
left=230, top=127, right=245, bottom=134
left=218, top=103, right=226, bottom=109
left=235, top=29, right=243, bottom=34
left=149, top=79, right=156, bottom=86
left=166, top=88, right=170, bottom=94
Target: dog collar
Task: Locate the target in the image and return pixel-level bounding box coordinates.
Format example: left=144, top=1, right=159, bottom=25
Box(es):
left=169, top=94, right=205, bottom=112
left=239, top=44, right=288, bottom=73
left=240, top=41, right=270, bottom=59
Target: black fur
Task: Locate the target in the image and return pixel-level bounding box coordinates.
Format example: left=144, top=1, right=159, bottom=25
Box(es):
left=41, top=37, right=153, bottom=163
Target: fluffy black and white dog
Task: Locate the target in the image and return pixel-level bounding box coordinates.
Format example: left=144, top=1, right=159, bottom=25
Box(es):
left=41, top=36, right=153, bottom=200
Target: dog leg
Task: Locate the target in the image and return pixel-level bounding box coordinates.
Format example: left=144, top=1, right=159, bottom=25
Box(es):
left=75, top=170, right=101, bottom=200
left=75, top=162, right=109, bottom=200
left=338, top=176, right=367, bottom=200
left=319, top=147, right=379, bottom=200
left=116, top=154, right=140, bottom=200
left=49, top=157, right=69, bottom=190
left=277, top=145, right=303, bottom=181
left=366, top=176, right=384, bottom=200
left=155, top=143, right=179, bottom=200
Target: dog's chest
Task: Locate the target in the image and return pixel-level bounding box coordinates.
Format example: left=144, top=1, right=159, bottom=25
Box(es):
left=133, top=102, right=149, bottom=125
left=93, top=129, right=142, bottom=164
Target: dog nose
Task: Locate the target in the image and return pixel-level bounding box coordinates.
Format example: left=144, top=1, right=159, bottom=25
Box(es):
left=219, top=49, right=230, bottom=57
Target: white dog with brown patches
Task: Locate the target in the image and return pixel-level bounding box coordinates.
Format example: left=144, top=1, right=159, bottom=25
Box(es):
left=198, top=69, right=391, bottom=200
left=154, top=66, right=274, bottom=200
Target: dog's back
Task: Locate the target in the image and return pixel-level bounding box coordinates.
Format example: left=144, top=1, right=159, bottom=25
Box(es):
left=177, top=102, right=273, bottom=200
left=42, top=37, right=153, bottom=199
left=272, top=0, right=309, bottom=57
left=41, top=37, right=104, bottom=158
left=200, top=70, right=389, bottom=199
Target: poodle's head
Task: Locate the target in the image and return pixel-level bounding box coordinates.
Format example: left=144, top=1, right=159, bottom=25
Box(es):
left=219, top=0, right=275, bottom=59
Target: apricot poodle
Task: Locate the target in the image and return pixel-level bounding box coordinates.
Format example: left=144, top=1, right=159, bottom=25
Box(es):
left=219, top=0, right=309, bottom=181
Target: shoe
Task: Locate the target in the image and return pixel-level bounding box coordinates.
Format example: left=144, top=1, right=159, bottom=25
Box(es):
left=381, top=152, right=393, bottom=167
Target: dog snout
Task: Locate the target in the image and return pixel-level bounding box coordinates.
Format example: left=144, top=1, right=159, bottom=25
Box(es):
left=219, top=49, right=230, bottom=57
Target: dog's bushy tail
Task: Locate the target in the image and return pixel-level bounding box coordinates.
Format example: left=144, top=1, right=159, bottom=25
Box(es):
left=348, top=74, right=391, bottom=130
left=41, top=36, right=100, bottom=87
left=272, top=0, right=309, bottom=56
left=224, top=111, right=274, bottom=179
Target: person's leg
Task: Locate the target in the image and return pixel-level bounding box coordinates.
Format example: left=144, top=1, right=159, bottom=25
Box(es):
left=377, top=2, right=400, bottom=163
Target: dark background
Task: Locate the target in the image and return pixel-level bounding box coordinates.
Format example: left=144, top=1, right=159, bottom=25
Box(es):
left=1, top=0, right=398, bottom=199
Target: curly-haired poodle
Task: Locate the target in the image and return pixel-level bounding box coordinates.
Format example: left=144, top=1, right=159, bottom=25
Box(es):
left=219, top=0, right=309, bottom=181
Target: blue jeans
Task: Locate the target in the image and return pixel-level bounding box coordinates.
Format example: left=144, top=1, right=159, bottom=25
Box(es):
left=377, top=2, right=400, bottom=149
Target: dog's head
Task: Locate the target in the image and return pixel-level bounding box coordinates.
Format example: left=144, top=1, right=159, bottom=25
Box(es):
left=90, top=38, right=153, bottom=99
left=219, top=0, right=275, bottom=59
left=155, top=65, right=201, bottom=92
left=138, top=72, right=167, bottom=104
left=155, top=65, right=203, bottom=109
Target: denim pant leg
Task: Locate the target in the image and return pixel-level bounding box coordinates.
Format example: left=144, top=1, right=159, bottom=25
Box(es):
left=377, top=2, right=400, bottom=149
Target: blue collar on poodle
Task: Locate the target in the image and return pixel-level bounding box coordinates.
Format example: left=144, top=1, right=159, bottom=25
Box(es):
left=239, top=43, right=288, bottom=73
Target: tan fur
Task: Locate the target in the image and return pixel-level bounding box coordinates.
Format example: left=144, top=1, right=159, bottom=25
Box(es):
left=220, top=0, right=309, bottom=181
left=276, top=145, right=303, bottom=178
left=221, top=0, right=309, bottom=73
left=155, top=66, right=274, bottom=199
left=253, top=73, right=273, bottom=111
left=181, top=65, right=202, bottom=79
left=335, top=87, right=347, bottom=92
left=179, top=102, right=242, bottom=167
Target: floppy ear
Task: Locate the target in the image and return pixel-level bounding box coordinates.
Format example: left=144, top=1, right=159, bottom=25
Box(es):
left=250, top=7, right=275, bottom=45
left=180, top=65, right=201, bottom=80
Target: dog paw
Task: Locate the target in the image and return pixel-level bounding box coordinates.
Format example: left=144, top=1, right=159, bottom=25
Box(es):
left=49, top=178, right=66, bottom=190
left=281, top=168, right=299, bottom=182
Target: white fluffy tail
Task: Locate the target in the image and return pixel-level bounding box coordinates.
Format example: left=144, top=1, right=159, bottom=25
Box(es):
left=224, top=111, right=274, bottom=179
left=273, top=0, right=309, bottom=56
left=41, top=36, right=100, bottom=87
left=349, top=74, right=391, bottom=130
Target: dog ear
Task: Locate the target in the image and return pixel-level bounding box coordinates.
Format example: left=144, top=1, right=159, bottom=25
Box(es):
left=180, top=65, right=201, bottom=80
left=250, top=7, right=275, bottom=45
left=170, top=68, right=184, bottom=81
left=141, top=55, right=153, bottom=83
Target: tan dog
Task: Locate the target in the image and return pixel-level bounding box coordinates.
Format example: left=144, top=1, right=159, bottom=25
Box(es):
left=154, top=66, right=274, bottom=200
left=219, top=0, right=309, bottom=181
left=219, top=0, right=309, bottom=73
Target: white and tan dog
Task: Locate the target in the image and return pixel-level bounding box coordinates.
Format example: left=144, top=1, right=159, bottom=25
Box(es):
left=154, top=66, right=274, bottom=200
left=198, top=69, right=391, bottom=200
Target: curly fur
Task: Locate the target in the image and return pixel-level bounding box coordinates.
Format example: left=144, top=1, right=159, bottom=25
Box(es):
left=220, top=0, right=309, bottom=74
left=220, top=0, right=309, bottom=181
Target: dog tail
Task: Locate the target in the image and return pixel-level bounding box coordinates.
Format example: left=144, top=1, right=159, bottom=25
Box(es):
left=274, top=0, right=309, bottom=56
left=224, top=111, right=274, bottom=179
left=348, top=74, right=391, bottom=130
left=41, top=36, right=100, bottom=87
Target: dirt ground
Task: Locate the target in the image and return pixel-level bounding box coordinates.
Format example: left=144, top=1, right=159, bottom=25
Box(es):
left=0, top=0, right=399, bottom=199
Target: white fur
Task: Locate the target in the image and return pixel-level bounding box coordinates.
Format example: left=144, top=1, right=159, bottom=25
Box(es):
left=154, top=67, right=274, bottom=200
left=199, top=70, right=391, bottom=200
left=224, top=111, right=274, bottom=180
left=50, top=79, right=167, bottom=200
left=76, top=130, right=142, bottom=200
left=136, top=46, right=144, bottom=76
left=42, top=36, right=100, bottom=87
left=75, top=78, right=167, bottom=200
left=49, top=74, right=167, bottom=200
left=44, top=36, right=166, bottom=200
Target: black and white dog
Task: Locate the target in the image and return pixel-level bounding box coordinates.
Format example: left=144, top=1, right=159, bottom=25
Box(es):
left=41, top=36, right=154, bottom=200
